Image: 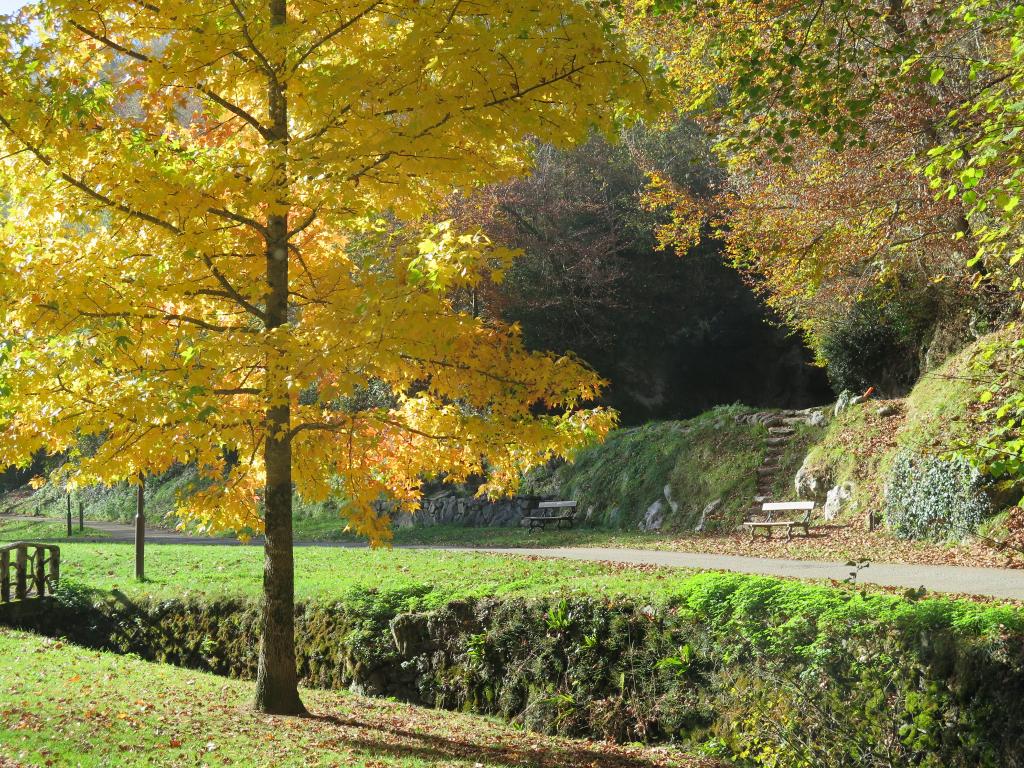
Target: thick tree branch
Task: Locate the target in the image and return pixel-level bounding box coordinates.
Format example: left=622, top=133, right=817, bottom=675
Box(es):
left=398, top=353, right=531, bottom=388
left=289, top=418, right=453, bottom=442
left=202, top=255, right=267, bottom=321
left=197, top=85, right=275, bottom=141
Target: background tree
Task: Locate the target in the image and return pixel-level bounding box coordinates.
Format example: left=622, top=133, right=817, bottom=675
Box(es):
left=452, top=123, right=830, bottom=422
left=0, top=0, right=653, bottom=714
left=627, top=0, right=1015, bottom=393
left=924, top=0, right=1024, bottom=496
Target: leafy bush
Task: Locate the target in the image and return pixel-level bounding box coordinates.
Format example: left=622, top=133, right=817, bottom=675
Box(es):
left=885, top=452, right=991, bottom=541
left=819, top=294, right=930, bottom=396
left=972, top=330, right=1024, bottom=504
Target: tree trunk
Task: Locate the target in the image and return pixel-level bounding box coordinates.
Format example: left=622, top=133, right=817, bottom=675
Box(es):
left=254, top=0, right=304, bottom=716
left=254, top=380, right=304, bottom=714
left=135, top=476, right=145, bottom=581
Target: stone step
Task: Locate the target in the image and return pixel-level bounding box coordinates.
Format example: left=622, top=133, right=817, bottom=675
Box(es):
left=757, top=464, right=779, bottom=474
left=765, top=436, right=790, bottom=447
left=768, top=426, right=795, bottom=436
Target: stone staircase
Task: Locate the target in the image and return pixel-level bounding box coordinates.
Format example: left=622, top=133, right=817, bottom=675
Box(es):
left=744, top=410, right=809, bottom=521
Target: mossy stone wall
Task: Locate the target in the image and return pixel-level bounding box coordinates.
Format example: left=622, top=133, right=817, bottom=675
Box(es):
left=4, top=573, right=1024, bottom=767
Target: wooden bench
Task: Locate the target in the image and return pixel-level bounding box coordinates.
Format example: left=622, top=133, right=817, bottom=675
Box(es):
left=523, top=500, right=578, bottom=532
left=742, top=501, right=815, bottom=541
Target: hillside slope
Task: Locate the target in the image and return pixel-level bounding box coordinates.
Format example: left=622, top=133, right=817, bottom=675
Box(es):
left=522, top=404, right=822, bottom=532
left=527, top=330, right=1017, bottom=542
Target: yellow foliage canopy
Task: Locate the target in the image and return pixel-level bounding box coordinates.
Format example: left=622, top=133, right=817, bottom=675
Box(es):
left=0, top=0, right=656, bottom=543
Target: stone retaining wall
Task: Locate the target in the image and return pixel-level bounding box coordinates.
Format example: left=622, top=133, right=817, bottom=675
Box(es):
left=391, top=494, right=546, bottom=528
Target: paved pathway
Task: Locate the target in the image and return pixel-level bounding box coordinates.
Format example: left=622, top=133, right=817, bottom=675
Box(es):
left=6, top=515, right=1024, bottom=599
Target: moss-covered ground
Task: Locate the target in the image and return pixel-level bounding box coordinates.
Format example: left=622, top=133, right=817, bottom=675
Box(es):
left=0, top=628, right=715, bottom=768
left=523, top=404, right=771, bottom=530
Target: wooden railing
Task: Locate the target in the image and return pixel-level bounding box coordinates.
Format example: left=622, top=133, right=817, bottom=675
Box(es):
left=0, top=542, right=60, bottom=602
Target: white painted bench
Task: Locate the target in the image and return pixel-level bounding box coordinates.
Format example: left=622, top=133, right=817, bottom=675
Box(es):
left=743, top=501, right=815, bottom=541
left=523, top=500, right=578, bottom=532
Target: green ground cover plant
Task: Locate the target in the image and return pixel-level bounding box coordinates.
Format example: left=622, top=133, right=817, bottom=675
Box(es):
left=886, top=453, right=992, bottom=542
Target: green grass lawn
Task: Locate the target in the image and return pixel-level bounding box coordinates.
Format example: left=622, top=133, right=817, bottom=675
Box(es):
left=0, top=628, right=715, bottom=768
left=52, top=542, right=694, bottom=608
left=0, top=517, right=110, bottom=542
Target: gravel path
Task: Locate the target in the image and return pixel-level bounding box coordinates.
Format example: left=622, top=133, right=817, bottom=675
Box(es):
left=8, top=516, right=1024, bottom=599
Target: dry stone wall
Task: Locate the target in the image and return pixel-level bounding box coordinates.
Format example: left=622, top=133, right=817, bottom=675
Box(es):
left=390, top=494, right=545, bottom=528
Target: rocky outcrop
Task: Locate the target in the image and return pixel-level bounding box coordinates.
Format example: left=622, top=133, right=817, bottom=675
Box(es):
left=823, top=482, right=857, bottom=521
left=640, top=499, right=664, bottom=531
left=694, top=499, right=721, bottom=532
left=638, top=484, right=683, bottom=532
left=795, top=454, right=834, bottom=503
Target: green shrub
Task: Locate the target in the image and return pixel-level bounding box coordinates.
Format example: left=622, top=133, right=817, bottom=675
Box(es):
left=885, top=452, right=991, bottom=541
left=819, top=295, right=930, bottom=397
left=971, top=330, right=1024, bottom=504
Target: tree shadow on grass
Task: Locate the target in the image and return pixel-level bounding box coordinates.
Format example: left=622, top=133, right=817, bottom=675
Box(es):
left=301, top=711, right=716, bottom=768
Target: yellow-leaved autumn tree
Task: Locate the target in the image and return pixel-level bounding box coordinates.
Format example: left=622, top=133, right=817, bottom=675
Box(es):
left=0, top=0, right=655, bottom=714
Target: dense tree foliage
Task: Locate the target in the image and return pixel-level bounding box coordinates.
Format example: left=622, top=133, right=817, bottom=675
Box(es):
left=626, top=0, right=1019, bottom=393
left=627, top=0, right=1024, bottom=479
left=453, top=125, right=831, bottom=422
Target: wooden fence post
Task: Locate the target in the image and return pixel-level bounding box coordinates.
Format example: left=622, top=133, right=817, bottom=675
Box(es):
left=78, top=500, right=84, bottom=532
left=47, top=547, right=59, bottom=594
left=66, top=493, right=72, bottom=537
left=34, top=547, right=45, bottom=597
left=1, top=549, right=9, bottom=602
left=15, top=546, right=26, bottom=600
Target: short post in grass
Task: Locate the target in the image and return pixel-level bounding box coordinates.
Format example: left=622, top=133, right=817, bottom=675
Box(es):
left=66, top=493, right=72, bottom=537
left=135, top=474, right=145, bottom=581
